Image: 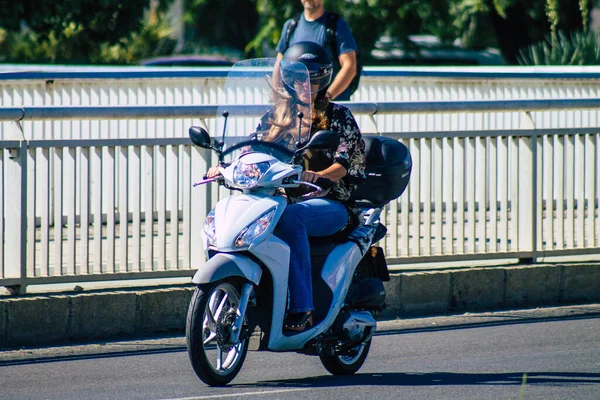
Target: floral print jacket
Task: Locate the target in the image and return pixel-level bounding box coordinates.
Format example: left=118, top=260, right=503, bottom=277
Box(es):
left=256, top=102, right=366, bottom=203
left=319, top=102, right=366, bottom=202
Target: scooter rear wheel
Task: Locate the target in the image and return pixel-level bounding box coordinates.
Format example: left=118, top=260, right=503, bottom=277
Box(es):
left=319, top=338, right=372, bottom=375
left=186, top=281, right=249, bottom=386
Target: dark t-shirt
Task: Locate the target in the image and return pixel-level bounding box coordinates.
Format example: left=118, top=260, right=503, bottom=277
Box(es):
left=276, top=12, right=358, bottom=100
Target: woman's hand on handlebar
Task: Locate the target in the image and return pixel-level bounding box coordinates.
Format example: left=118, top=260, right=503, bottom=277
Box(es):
left=204, top=166, right=221, bottom=179
left=301, top=171, right=320, bottom=183
left=302, top=170, right=332, bottom=190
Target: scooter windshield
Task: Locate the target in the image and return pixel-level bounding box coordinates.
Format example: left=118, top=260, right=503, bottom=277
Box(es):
left=215, top=58, right=313, bottom=165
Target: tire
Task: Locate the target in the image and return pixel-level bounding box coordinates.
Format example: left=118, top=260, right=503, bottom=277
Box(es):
left=186, top=281, right=249, bottom=386
left=319, top=338, right=372, bottom=375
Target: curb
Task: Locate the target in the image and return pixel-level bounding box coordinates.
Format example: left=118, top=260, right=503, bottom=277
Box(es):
left=1, top=262, right=599, bottom=349
left=380, top=263, right=600, bottom=319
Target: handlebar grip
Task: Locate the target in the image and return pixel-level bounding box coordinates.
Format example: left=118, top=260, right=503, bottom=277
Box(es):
left=315, top=177, right=333, bottom=190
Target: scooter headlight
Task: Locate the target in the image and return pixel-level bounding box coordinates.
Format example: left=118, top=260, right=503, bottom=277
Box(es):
left=203, top=209, right=216, bottom=246
left=234, top=208, right=276, bottom=248
left=233, top=161, right=270, bottom=188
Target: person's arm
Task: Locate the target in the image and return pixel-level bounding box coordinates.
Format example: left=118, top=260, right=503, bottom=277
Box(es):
left=326, top=50, right=357, bottom=100
left=304, top=163, right=347, bottom=183
left=314, top=106, right=365, bottom=185
left=303, top=106, right=362, bottom=183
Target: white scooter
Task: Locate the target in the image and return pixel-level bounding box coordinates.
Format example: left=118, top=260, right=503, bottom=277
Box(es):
left=185, top=58, right=411, bottom=386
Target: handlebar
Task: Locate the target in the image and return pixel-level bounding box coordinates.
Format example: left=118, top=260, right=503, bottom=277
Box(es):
left=194, top=167, right=333, bottom=195
left=291, top=176, right=333, bottom=197
left=291, top=180, right=322, bottom=192
left=314, top=177, right=333, bottom=190
left=193, top=176, right=219, bottom=187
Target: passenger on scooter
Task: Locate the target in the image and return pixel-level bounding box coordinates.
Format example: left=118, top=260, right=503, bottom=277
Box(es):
left=207, top=42, right=366, bottom=332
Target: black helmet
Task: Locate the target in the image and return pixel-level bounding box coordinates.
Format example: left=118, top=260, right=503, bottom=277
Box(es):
left=281, top=41, right=333, bottom=95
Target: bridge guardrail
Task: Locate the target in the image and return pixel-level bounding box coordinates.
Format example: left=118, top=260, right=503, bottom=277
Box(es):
left=1, top=99, right=599, bottom=293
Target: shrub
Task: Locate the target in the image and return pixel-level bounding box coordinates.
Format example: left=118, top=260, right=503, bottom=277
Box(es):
left=518, top=29, right=600, bottom=66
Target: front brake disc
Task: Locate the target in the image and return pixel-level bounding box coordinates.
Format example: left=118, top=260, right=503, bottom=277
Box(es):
left=216, top=308, right=237, bottom=351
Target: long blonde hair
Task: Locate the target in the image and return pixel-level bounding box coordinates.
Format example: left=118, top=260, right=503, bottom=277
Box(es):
left=263, top=78, right=328, bottom=146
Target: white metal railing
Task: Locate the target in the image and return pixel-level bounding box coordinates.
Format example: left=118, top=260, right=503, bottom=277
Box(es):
left=3, top=66, right=600, bottom=141
left=1, top=99, right=600, bottom=293
left=382, top=127, right=600, bottom=265
left=1, top=135, right=211, bottom=290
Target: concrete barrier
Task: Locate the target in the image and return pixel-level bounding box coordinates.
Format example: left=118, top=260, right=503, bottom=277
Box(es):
left=397, top=271, right=450, bottom=315
left=505, top=265, right=561, bottom=307
left=0, top=300, right=6, bottom=346
left=135, top=288, right=194, bottom=332
left=1, top=263, right=599, bottom=349
left=69, top=292, right=138, bottom=340
left=7, top=296, right=70, bottom=347
left=381, top=263, right=600, bottom=318
left=450, top=268, right=505, bottom=311
left=561, top=264, right=600, bottom=302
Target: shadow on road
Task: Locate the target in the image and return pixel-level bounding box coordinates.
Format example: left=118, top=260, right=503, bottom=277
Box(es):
left=376, top=310, right=600, bottom=337
left=240, top=371, right=600, bottom=389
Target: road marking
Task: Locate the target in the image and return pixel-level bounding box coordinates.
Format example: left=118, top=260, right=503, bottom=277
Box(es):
left=160, top=388, right=312, bottom=400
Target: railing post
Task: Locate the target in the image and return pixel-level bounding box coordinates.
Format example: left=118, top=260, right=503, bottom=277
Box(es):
left=4, top=122, right=28, bottom=294
left=518, top=112, right=537, bottom=264
left=189, top=146, right=212, bottom=268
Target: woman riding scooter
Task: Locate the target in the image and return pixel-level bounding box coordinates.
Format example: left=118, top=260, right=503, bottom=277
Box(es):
left=207, top=41, right=366, bottom=332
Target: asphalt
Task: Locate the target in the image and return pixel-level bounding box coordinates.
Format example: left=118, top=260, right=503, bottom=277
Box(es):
left=1, top=303, right=599, bottom=364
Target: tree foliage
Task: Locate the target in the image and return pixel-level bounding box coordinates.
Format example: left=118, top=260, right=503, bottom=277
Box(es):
left=0, top=0, right=175, bottom=64
left=518, top=0, right=600, bottom=65
left=519, top=29, right=600, bottom=65
left=183, top=0, right=259, bottom=56
left=0, top=0, right=597, bottom=65
left=246, top=0, right=597, bottom=64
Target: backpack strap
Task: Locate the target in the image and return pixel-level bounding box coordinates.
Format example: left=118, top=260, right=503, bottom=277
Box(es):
left=284, top=12, right=303, bottom=51
left=324, top=12, right=340, bottom=61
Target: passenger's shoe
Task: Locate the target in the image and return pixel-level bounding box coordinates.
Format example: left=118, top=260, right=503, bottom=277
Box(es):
left=283, top=311, right=313, bottom=332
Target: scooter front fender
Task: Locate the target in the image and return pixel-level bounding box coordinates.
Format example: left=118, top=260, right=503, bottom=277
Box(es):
left=192, top=253, right=262, bottom=285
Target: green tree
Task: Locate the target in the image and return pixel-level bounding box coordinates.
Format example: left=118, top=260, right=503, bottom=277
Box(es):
left=0, top=0, right=175, bottom=64
left=1, top=0, right=595, bottom=65
left=183, top=0, right=259, bottom=56
left=518, top=0, right=600, bottom=65
left=246, top=0, right=596, bottom=64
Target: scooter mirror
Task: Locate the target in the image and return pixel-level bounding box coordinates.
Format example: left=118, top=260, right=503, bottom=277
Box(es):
left=189, top=126, right=212, bottom=149
left=292, top=130, right=340, bottom=165
left=305, top=130, right=340, bottom=150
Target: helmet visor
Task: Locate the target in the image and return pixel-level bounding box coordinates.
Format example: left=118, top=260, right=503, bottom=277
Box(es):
left=280, top=60, right=332, bottom=94
left=280, top=60, right=311, bottom=94
left=303, top=61, right=333, bottom=92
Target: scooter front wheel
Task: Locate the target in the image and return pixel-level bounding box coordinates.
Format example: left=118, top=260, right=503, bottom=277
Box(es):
left=319, top=338, right=372, bottom=375
left=186, top=281, right=249, bottom=386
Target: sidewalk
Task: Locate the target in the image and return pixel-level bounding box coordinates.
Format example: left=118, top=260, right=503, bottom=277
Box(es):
left=1, top=261, right=599, bottom=349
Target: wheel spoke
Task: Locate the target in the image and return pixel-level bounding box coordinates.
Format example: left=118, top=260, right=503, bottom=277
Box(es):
left=214, top=292, right=229, bottom=321
left=206, top=291, right=221, bottom=326
left=203, top=330, right=217, bottom=345
left=216, top=348, right=224, bottom=370
left=203, top=312, right=215, bottom=333
left=222, top=346, right=239, bottom=370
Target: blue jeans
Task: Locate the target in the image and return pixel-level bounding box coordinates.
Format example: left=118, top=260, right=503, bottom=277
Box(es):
left=275, top=198, right=349, bottom=313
